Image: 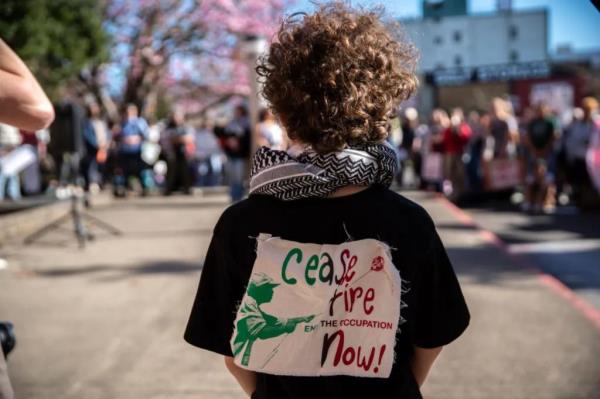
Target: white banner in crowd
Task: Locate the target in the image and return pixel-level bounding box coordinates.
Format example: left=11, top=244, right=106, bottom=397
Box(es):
left=231, top=234, right=402, bottom=378
left=0, top=144, right=36, bottom=176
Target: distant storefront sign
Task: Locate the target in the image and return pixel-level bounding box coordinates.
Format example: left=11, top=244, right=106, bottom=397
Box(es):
left=429, top=61, right=551, bottom=86
left=432, top=68, right=472, bottom=86
left=477, top=62, right=551, bottom=82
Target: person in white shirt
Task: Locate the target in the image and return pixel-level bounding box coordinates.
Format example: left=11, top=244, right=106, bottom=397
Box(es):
left=256, top=108, right=286, bottom=151
left=82, top=102, right=109, bottom=192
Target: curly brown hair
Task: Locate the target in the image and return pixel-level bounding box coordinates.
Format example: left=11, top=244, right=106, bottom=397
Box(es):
left=257, top=2, right=418, bottom=153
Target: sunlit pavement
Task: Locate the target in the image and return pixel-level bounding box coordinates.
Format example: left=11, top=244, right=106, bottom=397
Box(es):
left=0, top=191, right=599, bottom=398
left=464, top=201, right=600, bottom=311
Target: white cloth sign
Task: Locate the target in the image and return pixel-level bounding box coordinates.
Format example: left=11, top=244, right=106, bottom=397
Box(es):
left=0, top=145, right=36, bottom=176
left=231, top=234, right=402, bottom=378
left=486, top=159, right=521, bottom=190
left=422, top=152, right=443, bottom=182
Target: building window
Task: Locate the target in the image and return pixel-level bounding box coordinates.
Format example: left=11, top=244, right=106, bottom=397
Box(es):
left=433, top=35, right=443, bottom=45
left=454, top=55, right=462, bottom=67
left=509, top=50, right=519, bottom=62
left=453, top=31, right=462, bottom=43
left=509, top=25, right=518, bottom=40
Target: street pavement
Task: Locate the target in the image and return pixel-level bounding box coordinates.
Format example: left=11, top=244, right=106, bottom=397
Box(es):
left=464, top=201, right=600, bottom=311
left=0, top=191, right=599, bottom=399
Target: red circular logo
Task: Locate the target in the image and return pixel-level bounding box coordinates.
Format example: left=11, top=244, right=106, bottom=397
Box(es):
left=371, top=256, right=384, bottom=271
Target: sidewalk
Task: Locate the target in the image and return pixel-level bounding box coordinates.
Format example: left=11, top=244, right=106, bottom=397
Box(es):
left=0, top=191, right=598, bottom=398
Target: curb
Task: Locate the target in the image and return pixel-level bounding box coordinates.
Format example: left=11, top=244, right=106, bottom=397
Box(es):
left=436, top=195, right=600, bottom=331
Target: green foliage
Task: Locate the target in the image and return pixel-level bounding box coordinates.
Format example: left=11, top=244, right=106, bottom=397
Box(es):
left=0, top=0, right=108, bottom=99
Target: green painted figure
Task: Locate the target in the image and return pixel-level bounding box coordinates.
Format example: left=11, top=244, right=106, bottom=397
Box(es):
left=232, top=272, right=315, bottom=367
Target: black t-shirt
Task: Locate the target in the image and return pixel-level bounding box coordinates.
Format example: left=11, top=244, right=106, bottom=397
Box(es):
left=184, top=185, right=469, bottom=399
left=528, top=117, right=555, bottom=150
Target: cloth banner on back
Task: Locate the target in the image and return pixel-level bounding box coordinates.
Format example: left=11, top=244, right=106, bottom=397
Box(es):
left=231, top=234, right=402, bottom=378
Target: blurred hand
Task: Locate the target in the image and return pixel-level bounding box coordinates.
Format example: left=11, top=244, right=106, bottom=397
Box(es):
left=0, top=38, right=54, bottom=131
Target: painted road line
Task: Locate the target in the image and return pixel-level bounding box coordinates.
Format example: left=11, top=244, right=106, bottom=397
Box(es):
left=507, top=239, right=600, bottom=254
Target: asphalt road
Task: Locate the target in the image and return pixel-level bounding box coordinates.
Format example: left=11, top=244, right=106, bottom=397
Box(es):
left=464, top=201, right=600, bottom=311
left=0, top=191, right=599, bottom=399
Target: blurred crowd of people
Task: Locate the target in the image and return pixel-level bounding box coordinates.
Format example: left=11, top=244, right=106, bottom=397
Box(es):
left=0, top=100, right=290, bottom=204
left=1, top=93, right=599, bottom=210
left=394, top=96, right=600, bottom=212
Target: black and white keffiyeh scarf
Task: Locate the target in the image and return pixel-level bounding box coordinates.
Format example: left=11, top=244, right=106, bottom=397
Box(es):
left=249, top=143, right=398, bottom=201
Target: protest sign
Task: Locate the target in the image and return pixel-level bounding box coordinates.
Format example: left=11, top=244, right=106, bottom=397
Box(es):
left=231, top=234, right=402, bottom=378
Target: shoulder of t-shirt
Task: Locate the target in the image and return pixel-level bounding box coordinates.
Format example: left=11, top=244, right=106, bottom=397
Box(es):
left=375, top=188, right=437, bottom=237
left=369, top=189, right=445, bottom=271
left=211, top=198, right=256, bottom=236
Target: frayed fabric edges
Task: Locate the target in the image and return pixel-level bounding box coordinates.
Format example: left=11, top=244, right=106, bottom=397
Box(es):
left=230, top=234, right=404, bottom=379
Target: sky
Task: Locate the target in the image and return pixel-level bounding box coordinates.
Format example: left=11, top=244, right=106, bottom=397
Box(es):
left=286, top=0, right=600, bottom=53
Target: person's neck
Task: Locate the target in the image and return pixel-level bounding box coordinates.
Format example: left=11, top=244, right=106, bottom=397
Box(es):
left=327, top=185, right=369, bottom=198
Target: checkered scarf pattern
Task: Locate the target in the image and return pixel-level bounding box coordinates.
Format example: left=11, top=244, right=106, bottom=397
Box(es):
left=249, top=143, right=398, bottom=201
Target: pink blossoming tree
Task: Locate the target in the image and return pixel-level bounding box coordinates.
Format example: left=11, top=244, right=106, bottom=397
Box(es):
left=82, top=0, right=289, bottom=121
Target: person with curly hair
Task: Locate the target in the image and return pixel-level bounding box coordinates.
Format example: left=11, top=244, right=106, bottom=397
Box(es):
left=185, top=3, right=469, bottom=398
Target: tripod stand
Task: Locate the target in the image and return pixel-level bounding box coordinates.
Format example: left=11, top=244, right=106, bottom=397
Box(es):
left=24, top=154, right=121, bottom=248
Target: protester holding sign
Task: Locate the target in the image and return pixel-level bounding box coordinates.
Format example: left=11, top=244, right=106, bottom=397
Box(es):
left=185, top=3, right=469, bottom=398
